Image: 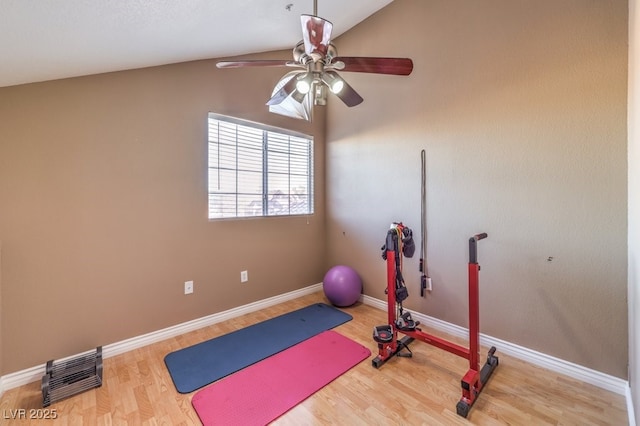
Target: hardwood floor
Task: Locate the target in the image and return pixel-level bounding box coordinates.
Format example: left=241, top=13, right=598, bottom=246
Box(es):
left=0, top=291, right=628, bottom=425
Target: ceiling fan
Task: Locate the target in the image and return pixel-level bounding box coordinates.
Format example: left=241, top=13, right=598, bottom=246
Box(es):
left=216, top=1, right=413, bottom=121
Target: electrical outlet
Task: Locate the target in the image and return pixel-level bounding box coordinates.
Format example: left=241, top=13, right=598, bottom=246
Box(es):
left=240, top=270, right=248, bottom=283
left=184, top=280, right=194, bottom=295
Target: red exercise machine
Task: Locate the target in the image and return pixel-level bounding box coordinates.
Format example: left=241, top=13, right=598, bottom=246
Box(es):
left=372, top=222, right=498, bottom=418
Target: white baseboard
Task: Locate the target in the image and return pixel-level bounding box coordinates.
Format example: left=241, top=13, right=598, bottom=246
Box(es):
left=361, top=295, right=629, bottom=396
left=628, top=385, right=637, bottom=426
left=0, top=283, right=323, bottom=397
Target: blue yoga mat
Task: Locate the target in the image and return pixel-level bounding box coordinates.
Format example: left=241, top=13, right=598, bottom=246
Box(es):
left=164, top=303, right=352, bottom=393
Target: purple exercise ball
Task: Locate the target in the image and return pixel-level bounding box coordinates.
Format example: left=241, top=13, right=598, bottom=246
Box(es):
left=323, top=265, right=362, bottom=307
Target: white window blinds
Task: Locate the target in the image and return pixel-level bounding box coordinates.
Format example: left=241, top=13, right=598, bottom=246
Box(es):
left=208, top=114, right=314, bottom=219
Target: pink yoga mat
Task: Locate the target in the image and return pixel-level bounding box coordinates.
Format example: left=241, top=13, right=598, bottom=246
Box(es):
left=191, top=330, right=371, bottom=426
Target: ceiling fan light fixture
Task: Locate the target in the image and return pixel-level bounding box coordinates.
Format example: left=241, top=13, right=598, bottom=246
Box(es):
left=291, top=87, right=307, bottom=103
left=330, top=80, right=344, bottom=94
left=322, top=72, right=344, bottom=94
left=296, top=80, right=311, bottom=94
left=295, top=73, right=313, bottom=94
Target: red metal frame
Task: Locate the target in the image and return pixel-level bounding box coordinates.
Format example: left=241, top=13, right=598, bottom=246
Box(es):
left=373, top=224, right=497, bottom=417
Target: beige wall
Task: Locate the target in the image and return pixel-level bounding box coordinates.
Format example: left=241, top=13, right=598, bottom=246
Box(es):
left=0, top=54, right=326, bottom=373
left=630, top=0, right=639, bottom=416
left=326, top=0, right=628, bottom=378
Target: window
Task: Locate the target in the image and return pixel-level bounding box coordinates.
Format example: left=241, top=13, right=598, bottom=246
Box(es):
left=208, top=113, right=314, bottom=219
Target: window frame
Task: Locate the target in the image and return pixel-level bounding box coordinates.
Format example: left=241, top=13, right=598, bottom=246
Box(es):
left=207, top=113, right=314, bottom=220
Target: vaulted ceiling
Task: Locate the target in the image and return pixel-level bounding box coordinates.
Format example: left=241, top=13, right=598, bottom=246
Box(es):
left=0, top=0, right=392, bottom=88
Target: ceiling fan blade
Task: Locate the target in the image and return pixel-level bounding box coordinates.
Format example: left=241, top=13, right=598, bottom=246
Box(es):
left=325, top=72, right=363, bottom=107
left=334, top=57, right=414, bottom=75
left=301, top=15, right=333, bottom=57
left=266, top=72, right=302, bottom=106
left=216, top=60, right=291, bottom=69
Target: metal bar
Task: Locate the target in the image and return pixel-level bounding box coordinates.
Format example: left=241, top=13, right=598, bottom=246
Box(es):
left=468, top=263, right=480, bottom=371
left=403, top=329, right=470, bottom=359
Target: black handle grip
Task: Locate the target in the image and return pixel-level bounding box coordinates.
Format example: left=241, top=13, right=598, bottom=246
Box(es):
left=469, top=233, right=487, bottom=263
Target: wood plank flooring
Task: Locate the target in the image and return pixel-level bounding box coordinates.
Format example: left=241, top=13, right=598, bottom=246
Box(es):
left=0, top=291, right=628, bottom=425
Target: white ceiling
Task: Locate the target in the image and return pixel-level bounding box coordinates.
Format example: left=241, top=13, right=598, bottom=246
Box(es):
left=0, top=0, right=393, bottom=88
